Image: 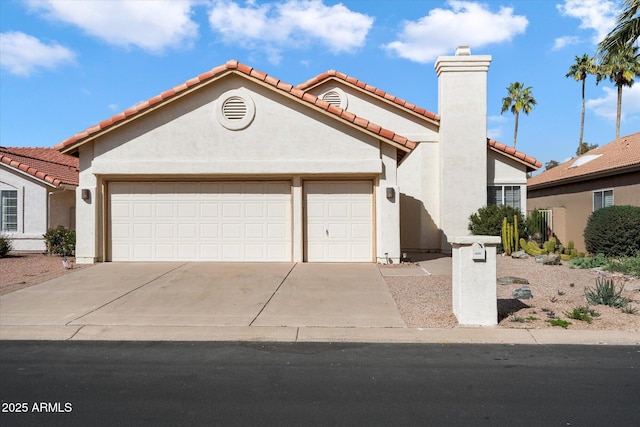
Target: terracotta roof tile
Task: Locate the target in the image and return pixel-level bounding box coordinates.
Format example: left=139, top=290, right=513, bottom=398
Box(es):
left=0, top=147, right=79, bottom=187
left=487, top=138, right=542, bottom=171
left=528, top=132, right=640, bottom=188
left=296, top=70, right=440, bottom=122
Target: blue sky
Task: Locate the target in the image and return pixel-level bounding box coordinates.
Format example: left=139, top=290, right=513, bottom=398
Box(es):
left=1, top=0, right=638, bottom=169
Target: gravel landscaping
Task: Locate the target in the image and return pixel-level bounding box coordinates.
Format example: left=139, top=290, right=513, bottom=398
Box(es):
left=386, top=255, right=640, bottom=332
left=1, top=252, right=638, bottom=332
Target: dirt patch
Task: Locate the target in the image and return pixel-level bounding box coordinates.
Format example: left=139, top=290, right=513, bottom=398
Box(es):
left=0, top=252, right=89, bottom=296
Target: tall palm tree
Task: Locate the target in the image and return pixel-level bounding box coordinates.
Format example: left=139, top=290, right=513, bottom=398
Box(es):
left=598, top=0, right=640, bottom=56
left=596, top=45, right=640, bottom=138
left=500, top=82, right=537, bottom=148
left=566, top=54, right=596, bottom=151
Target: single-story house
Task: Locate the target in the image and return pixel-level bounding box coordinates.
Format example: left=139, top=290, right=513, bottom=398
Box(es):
left=527, top=132, right=640, bottom=253
left=55, top=46, right=540, bottom=264
left=0, top=147, right=78, bottom=251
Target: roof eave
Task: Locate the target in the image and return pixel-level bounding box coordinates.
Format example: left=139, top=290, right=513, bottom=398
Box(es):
left=528, top=163, right=640, bottom=190
left=57, top=69, right=238, bottom=155
left=297, top=75, right=441, bottom=126
left=58, top=66, right=416, bottom=159
left=0, top=159, right=77, bottom=188
left=488, top=146, right=541, bottom=172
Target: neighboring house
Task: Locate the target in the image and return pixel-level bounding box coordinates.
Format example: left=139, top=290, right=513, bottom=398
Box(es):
left=527, top=132, right=640, bottom=253
left=55, top=46, right=540, bottom=264
left=0, top=147, right=79, bottom=251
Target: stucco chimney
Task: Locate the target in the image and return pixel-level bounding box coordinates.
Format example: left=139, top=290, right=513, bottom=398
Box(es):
left=434, top=46, right=492, bottom=251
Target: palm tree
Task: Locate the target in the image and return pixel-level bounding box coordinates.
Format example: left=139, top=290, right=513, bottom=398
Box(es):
left=596, top=45, right=640, bottom=138
left=500, top=82, right=537, bottom=148
left=566, top=54, right=596, bottom=151
left=598, top=0, right=640, bottom=56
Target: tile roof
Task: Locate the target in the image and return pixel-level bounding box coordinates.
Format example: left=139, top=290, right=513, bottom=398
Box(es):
left=527, top=132, right=640, bottom=189
left=487, top=139, right=542, bottom=171
left=296, top=70, right=440, bottom=123
left=55, top=60, right=417, bottom=156
left=0, top=147, right=79, bottom=187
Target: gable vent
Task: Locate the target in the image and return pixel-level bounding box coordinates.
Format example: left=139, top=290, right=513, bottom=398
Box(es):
left=322, top=91, right=342, bottom=107
left=222, top=97, right=247, bottom=121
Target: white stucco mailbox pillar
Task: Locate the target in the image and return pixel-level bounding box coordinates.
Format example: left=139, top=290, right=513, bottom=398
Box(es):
left=449, top=236, right=501, bottom=326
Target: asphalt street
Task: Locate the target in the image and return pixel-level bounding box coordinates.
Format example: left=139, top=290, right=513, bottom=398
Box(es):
left=1, top=341, right=639, bottom=426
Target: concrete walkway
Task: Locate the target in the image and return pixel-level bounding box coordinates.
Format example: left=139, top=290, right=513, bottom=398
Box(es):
left=1, top=260, right=638, bottom=345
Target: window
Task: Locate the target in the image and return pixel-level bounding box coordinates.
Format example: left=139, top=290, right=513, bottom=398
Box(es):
left=487, top=185, right=521, bottom=210
left=1, top=190, right=18, bottom=232
left=593, top=189, right=613, bottom=211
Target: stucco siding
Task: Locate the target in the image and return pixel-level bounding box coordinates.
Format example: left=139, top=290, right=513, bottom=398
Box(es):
left=1, top=166, right=48, bottom=251
left=399, top=141, right=442, bottom=252
left=527, top=171, right=640, bottom=253
left=307, top=81, right=439, bottom=142
left=91, top=76, right=382, bottom=176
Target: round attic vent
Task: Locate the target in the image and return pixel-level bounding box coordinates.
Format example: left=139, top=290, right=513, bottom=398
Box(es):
left=321, top=88, right=347, bottom=109
left=216, top=89, right=255, bottom=130
left=222, top=97, right=247, bottom=121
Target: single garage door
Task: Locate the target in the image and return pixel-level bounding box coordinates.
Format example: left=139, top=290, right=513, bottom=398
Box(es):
left=109, top=181, right=291, bottom=261
left=304, top=180, right=373, bottom=262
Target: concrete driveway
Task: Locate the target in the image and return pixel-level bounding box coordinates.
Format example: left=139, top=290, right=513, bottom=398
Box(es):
left=0, top=263, right=405, bottom=330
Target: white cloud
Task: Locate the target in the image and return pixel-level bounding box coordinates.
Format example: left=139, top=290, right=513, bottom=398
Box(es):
left=553, top=35, right=581, bottom=50
left=0, top=31, right=76, bottom=76
left=25, top=0, right=199, bottom=53
left=556, top=0, right=618, bottom=44
left=586, top=84, right=640, bottom=121
left=208, top=0, right=373, bottom=64
left=382, top=1, right=528, bottom=63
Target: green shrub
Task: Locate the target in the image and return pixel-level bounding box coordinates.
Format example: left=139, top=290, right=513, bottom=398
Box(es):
left=564, top=306, right=600, bottom=324
left=569, top=253, right=608, bottom=269
left=603, top=252, right=640, bottom=277
left=43, top=226, right=75, bottom=256
left=584, top=277, right=630, bottom=308
left=0, top=235, right=12, bottom=257
left=583, top=205, right=640, bottom=257
left=469, top=205, right=525, bottom=253
left=621, top=305, right=638, bottom=315
left=547, top=319, right=571, bottom=328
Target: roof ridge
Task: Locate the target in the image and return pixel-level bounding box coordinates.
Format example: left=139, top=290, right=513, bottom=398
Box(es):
left=55, top=60, right=417, bottom=154
left=296, top=69, right=440, bottom=122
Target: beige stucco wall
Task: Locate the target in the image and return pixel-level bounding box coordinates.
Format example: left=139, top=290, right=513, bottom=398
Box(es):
left=1, top=166, right=75, bottom=251
left=527, top=171, right=640, bottom=253
left=74, top=74, right=403, bottom=263
left=307, top=81, right=439, bottom=142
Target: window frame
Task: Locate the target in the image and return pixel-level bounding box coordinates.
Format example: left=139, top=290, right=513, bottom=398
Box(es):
left=1, top=189, right=18, bottom=232
left=592, top=188, right=614, bottom=211
left=487, top=185, right=522, bottom=210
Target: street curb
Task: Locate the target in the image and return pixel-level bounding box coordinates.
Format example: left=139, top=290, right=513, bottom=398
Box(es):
left=1, top=325, right=638, bottom=345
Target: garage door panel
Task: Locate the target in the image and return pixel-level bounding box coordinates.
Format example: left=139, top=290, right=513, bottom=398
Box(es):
left=304, top=181, right=373, bottom=262
left=109, top=181, right=291, bottom=262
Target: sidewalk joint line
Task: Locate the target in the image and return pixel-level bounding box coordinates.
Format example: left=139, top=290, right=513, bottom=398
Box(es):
left=249, top=263, right=297, bottom=326
left=67, top=325, right=85, bottom=341
left=63, top=263, right=188, bottom=325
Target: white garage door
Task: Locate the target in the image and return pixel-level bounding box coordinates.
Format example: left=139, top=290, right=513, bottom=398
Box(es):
left=109, top=181, right=291, bottom=261
left=304, top=181, right=373, bottom=262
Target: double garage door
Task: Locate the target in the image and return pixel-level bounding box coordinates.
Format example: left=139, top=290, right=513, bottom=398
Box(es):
left=108, top=181, right=372, bottom=262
